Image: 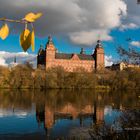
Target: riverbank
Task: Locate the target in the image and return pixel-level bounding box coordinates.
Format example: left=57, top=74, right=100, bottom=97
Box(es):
left=0, top=64, right=140, bottom=90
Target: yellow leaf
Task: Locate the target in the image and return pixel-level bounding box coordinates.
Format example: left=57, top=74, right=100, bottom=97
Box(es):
left=20, top=29, right=30, bottom=46
left=31, top=30, right=35, bottom=52
left=0, top=23, right=9, bottom=40
left=24, top=12, right=42, bottom=22
left=24, top=13, right=35, bottom=22
left=20, top=29, right=31, bottom=52
left=0, top=26, right=2, bottom=37
left=34, top=13, right=42, bottom=20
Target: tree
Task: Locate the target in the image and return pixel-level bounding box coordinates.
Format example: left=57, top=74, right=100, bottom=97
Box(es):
left=117, top=46, right=140, bottom=65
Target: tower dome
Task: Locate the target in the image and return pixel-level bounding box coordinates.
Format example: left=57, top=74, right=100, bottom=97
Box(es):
left=96, top=40, right=102, bottom=48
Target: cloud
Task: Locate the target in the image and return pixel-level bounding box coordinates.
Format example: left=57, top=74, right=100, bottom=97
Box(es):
left=130, top=41, right=140, bottom=47
left=105, top=55, right=114, bottom=66
left=0, top=109, right=28, bottom=118
left=0, top=51, right=36, bottom=67
left=0, top=0, right=127, bottom=45
left=122, top=0, right=140, bottom=29
left=119, top=23, right=138, bottom=31
left=104, top=106, right=112, bottom=116
left=70, top=30, right=112, bottom=46
left=0, top=57, right=8, bottom=66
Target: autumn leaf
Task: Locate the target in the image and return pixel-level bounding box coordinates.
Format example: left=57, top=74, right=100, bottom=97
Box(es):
left=31, top=30, right=35, bottom=52
left=0, top=23, right=9, bottom=40
left=24, top=12, right=42, bottom=22
left=20, top=29, right=31, bottom=52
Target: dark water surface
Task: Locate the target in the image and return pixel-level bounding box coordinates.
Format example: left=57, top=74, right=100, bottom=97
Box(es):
left=0, top=89, right=139, bottom=139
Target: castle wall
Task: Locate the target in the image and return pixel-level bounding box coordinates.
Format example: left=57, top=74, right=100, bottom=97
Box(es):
left=46, top=59, right=95, bottom=72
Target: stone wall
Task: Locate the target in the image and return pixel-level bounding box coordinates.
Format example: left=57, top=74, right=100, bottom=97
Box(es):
left=46, top=59, right=95, bottom=72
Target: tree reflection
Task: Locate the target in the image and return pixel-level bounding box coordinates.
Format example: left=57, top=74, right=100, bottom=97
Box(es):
left=89, top=109, right=140, bottom=140
left=0, top=89, right=139, bottom=139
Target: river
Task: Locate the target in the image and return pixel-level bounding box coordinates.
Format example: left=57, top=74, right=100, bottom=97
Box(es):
left=0, top=89, right=139, bottom=139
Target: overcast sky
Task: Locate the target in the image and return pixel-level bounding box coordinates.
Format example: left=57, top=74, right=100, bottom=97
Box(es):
left=0, top=0, right=140, bottom=66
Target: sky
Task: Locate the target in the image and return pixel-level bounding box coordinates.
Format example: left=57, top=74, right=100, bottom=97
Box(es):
left=0, top=0, right=140, bottom=67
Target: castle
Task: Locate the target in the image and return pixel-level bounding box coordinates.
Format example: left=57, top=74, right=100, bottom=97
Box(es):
left=37, top=36, right=104, bottom=72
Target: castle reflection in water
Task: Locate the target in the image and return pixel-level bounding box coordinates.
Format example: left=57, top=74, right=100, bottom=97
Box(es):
left=0, top=89, right=139, bottom=137
left=34, top=89, right=139, bottom=133
left=36, top=101, right=104, bottom=130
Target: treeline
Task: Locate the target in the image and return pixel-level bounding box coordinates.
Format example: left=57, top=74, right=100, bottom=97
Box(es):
left=0, top=64, right=140, bottom=89
left=98, top=68, right=140, bottom=90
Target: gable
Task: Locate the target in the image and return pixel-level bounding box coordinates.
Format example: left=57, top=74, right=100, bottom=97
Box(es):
left=71, top=54, right=80, bottom=60
left=55, top=53, right=94, bottom=61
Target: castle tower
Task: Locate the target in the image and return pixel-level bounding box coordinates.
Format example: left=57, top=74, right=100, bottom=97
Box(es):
left=37, top=45, right=46, bottom=67
left=46, top=36, right=56, bottom=60
left=46, top=36, right=56, bottom=69
left=94, top=40, right=105, bottom=70
left=14, top=56, right=16, bottom=63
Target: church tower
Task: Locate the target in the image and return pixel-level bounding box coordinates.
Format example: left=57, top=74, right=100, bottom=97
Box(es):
left=94, top=40, right=105, bottom=70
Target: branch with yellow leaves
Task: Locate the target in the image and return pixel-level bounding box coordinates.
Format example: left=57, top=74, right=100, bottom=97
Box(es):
left=0, top=12, right=42, bottom=52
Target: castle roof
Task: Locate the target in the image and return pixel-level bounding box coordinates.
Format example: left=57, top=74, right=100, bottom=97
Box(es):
left=38, top=48, right=45, bottom=55
left=55, top=53, right=94, bottom=61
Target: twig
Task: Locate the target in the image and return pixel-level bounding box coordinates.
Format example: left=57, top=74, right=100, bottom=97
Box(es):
left=0, top=18, right=27, bottom=24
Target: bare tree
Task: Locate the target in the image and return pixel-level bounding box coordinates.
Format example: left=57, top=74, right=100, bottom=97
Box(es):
left=117, top=45, right=140, bottom=65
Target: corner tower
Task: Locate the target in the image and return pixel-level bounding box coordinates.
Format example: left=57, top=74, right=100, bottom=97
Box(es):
left=94, top=40, right=105, bottom=70
left=45, top=36, right=56, bottom=69
left=37, top=45, right=46, bottom=67
left=46, top=36, right=56, bottom=60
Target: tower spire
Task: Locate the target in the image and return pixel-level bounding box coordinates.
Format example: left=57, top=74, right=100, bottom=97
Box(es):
left=98, top=34, right=101, bottom=41
left=14, top=56, right=16, bottom=63
left=47, top=35, right=53, bottom=44
left=96, top=39, right=102, bottom=48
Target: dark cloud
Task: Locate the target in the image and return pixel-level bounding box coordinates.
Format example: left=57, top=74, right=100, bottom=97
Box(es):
left=121, top=0, right=140, bottom=29
left=0, top=0, right=128, bottom=45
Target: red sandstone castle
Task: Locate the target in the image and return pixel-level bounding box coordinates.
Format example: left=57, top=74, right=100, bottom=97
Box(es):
left=37, top=36, right=105, bottom=72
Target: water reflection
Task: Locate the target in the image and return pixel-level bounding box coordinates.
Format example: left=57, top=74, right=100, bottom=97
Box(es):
left=0, top=89, right=139, bottom=139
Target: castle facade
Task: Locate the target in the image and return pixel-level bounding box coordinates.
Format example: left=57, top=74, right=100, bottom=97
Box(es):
left=37, top=36, right=104, bottom=72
